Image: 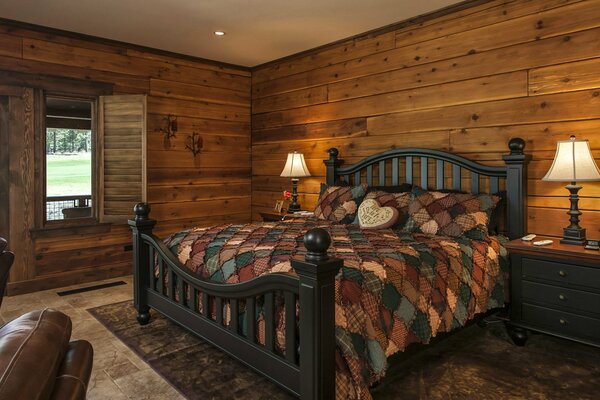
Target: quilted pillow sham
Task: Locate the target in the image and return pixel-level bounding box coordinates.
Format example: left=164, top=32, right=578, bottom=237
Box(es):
left=314, top=184, right=368, bottom=224
left=404, top=187, right=500, bottom=239
left=363, top=190, right=412, bottom=228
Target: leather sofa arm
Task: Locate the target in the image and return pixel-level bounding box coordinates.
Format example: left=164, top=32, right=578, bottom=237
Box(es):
left=50, top=340, right=94, bottom=400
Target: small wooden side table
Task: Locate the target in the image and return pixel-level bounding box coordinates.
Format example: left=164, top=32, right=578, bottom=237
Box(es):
left=505, top=237, right=600, bottom=347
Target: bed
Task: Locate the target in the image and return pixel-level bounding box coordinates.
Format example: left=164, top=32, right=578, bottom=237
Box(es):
left=129, top=138, right=529, bottom=400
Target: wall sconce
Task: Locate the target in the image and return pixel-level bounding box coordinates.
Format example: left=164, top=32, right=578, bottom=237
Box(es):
left=186, top=133, right=203, bottom=157
left=157, top=114, right=177, bottom=139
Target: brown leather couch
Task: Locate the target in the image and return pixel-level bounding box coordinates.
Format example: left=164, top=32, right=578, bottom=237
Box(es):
left=0, top=310, right=93, bottom=400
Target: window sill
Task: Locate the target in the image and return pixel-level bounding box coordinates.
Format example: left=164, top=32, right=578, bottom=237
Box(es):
left=30, top=222, right=112, bottom=239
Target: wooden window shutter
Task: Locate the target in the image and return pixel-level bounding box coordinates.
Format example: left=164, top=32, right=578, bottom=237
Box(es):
left=98, top=95, right=146, bottom=223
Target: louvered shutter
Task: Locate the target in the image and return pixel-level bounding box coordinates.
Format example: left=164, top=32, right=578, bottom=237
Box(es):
left=98, top=95, right=146, bottom=222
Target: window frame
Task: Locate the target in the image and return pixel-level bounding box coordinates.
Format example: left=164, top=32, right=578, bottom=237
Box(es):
left=37, top=92, right=100, bottom=228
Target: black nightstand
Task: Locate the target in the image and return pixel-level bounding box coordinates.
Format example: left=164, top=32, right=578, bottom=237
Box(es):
left=505, top=238, right=600, bottom=347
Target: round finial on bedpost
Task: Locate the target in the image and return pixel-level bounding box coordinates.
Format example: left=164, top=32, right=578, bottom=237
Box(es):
left=304, top=228, right=331, bottom=262
left=327, top=148, right=339, bottom=160
left=134, top=203, right=151, bottom=221
left=508, top=138, right=526, bottom=155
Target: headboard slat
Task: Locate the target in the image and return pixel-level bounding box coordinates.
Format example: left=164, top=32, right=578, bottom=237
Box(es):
left=405, top=157, right=412, bottom=185
left=392, top=158, right=399, bottom=185
left=420, top=157, right=428, bottom=189
left=436, top=160, right=444, bottom=190
left=367, top=165, right=373, bottom=186
left=452, top=165, right=461, bottom=191
left=490, top=176, right=499, bottom=194
left=378, top=161, right=386, bottom=186
left=471, top=173, right=480, bottom=194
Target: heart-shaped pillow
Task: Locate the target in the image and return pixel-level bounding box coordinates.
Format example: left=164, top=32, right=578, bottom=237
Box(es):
left=357, top=199, right=399, bottom=229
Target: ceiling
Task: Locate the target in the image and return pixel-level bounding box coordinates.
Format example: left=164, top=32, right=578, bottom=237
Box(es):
left=0, top=0, right=461, bottom=67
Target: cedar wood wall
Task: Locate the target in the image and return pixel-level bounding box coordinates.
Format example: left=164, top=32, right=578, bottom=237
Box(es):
left=0, top=23, right=251, bottom=294
left=1, top=0, right=599, bottom=293
left=251, top=0, right=600, bottom=239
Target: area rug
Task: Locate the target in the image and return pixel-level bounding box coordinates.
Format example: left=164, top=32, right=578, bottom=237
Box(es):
left=88, top=301, right=600, bottom=400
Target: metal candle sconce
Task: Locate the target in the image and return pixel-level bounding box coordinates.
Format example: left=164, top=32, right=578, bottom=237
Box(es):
left=158, top=114, right=178, bottom=139
left=186, top=133, right=203, bottom=157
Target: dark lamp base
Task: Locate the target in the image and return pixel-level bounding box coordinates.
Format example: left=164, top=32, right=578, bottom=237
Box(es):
left=561, top=227, right=587, bottom=246
left=287, top=202, right=301, bottom=212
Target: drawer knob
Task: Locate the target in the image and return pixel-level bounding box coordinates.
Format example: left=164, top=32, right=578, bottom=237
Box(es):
left=558, top=270, right=567, bottom=277
left=559, top=318, right=568, bottom=326
left=558, top=294, right=567, bottom=301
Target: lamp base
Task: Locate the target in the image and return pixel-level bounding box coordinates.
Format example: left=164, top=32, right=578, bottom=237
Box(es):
left=561, top=227, right=587, bottom=246
left=287, top=203, right=301, bottom=212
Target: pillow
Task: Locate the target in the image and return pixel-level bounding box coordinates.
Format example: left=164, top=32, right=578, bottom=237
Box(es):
left=314, top=184, right=368, bottom=224
left=404, top=187, right=500, bottom=239
left=363, top=190, right=412, bottom=228
left=357, top=199, right=399, bottom=229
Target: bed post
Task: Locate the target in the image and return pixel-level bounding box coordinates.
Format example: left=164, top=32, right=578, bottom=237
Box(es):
left=292, top=228, right=342, bottom=400
left=324, top=148, right=342, bottom=185
left=128, top=202, right=156, bottom=325
left=503, top=138, right=530, bottom=239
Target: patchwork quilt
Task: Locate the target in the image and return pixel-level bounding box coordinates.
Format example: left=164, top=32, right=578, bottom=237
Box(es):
left=163, top=219, right=508, bottom=400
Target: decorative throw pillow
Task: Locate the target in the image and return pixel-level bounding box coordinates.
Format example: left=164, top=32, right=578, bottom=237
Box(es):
left=314, top=184, right=368, bottom=224
left=363, top=190, right=412, bottom=228
left=404, top=187, right=500, bottom=239
left=357, top=199, right=399, bottom=229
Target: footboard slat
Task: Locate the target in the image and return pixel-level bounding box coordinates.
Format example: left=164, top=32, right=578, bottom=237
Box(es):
left=230, top=298, right=239, bottom=333
left=215, top=297, right=223, bottom=325
left=247, top=297, right=256, bottom=343
left=202, top=292, right=209, bottom=318
left=158, top=259, right=164, bottom=296
left=265, top=292, right=275, bottom=352
left=284, top=292, right=297, bottom=364
left=192, top=288, right=198, bottom=312
left=149, top=248, right=155, bottom=291
left=168, top=268, right=175, bottom=300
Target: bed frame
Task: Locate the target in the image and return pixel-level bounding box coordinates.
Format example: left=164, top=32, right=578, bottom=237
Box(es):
left=129, top=138, right=529, bottom=400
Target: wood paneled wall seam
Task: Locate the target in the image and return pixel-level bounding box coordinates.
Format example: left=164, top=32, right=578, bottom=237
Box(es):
left=0, top=22, right=251, bottom=294
left=251, top=0, right=600, bottom=237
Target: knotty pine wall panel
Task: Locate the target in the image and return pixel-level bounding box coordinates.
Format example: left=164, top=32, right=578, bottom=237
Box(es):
left=0, top=22, right=251, bottom=294
left=251, top=0, right=600, bottom=238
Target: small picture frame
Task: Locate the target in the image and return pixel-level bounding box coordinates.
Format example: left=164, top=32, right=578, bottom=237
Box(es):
left=584, top=239, right=599, bottom=250
left=274, top=200, right=284, bottom=213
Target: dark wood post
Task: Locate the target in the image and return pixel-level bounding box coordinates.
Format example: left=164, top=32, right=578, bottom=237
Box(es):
left=292, top=228, right=343, bottom=400
left=324, top=148, right=342, bottom=186
left=128, top=202, right=156, bottom=325
left=503, top=138, right=530, bottom=240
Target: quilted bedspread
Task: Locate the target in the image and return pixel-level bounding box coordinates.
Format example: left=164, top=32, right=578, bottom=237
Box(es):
left=164, top=218, right=508, bottom=400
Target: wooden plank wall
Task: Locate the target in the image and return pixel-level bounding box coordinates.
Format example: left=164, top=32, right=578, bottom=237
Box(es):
left=0, top=23, right=251, bottom=294
left=251, top=0, right=600, bottom=239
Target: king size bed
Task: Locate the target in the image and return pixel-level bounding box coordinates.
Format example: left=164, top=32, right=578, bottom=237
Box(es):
left=129, top=138, right=529, bottom=400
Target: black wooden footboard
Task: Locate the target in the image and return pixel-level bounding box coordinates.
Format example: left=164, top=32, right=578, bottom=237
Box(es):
left=129, top=204, right=342, bottom=399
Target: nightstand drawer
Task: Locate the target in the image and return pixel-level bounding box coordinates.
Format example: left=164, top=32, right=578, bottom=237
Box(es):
left=522, top=281, right=600, bottom=316
left=522, top=257, right=600, bottom=289
left=522, top=303, right=600, bottom=342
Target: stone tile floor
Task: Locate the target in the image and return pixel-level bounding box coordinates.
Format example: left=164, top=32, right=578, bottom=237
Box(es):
left=0, top=276, right=184, bottom=400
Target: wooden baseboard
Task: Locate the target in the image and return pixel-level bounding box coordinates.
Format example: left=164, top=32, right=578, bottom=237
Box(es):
left=6, top=262, right=132, bottom=296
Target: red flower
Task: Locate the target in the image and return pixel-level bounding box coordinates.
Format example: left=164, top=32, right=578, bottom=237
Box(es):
left=282, top=191, right=292, bottom=200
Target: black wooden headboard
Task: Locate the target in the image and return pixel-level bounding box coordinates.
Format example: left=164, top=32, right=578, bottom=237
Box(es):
left=324, top=138, right=530, bottom=240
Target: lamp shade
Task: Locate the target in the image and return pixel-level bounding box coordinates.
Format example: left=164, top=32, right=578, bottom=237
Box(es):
left=543, top=136, right=600, bottom=182
left=280, top=151, right=311, bottom=178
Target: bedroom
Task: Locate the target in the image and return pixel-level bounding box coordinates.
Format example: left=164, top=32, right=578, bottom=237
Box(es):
left=0, top=0, right=598, bottom=398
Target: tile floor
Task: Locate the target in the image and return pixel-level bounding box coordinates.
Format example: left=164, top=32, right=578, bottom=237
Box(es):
left=0, top=276, right=184, bottom=400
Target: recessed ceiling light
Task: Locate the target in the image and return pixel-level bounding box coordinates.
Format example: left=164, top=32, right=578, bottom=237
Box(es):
left=214, top=31, right=226, bottom=36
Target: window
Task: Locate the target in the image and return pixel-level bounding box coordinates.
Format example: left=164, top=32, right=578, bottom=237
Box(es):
left=44, top=96, right=96, bottom=223
left=36, top=93, right=146, bottom=228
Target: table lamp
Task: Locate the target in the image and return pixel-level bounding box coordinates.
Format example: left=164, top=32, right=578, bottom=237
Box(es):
left=280, top=151, right=311, bottom=212
left=543, top=135, right=600, bottom=245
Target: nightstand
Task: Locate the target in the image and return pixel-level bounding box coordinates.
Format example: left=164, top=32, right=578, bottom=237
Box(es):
left=505, top=238, right=600, bottom=347
left=259, top=212, right=305, bottom=222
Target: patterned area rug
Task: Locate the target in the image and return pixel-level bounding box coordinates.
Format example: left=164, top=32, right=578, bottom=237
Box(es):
left=88, top=301, right=600, bottom=400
